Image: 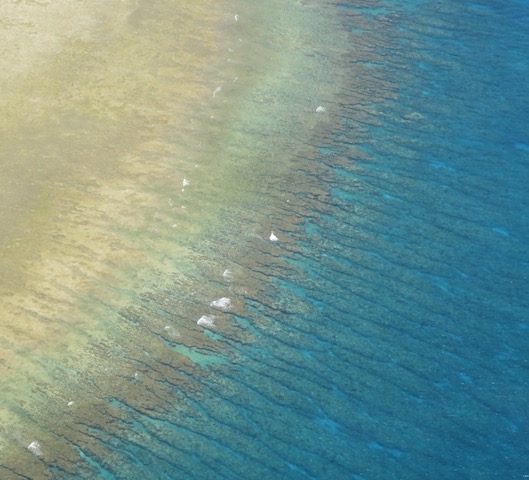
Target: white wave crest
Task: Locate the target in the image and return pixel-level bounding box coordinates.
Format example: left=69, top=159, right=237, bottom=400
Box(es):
left=27, top=441, right=43, bottom=457
left=210, top=297, right=231, bottom=310
left=197, top=315, right=216, bottom=328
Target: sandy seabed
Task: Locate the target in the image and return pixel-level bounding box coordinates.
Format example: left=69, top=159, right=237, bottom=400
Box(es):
left=0, top=0, right=354, bottom=477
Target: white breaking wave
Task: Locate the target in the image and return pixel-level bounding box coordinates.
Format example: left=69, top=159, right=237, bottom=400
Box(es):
left=27, top=441, right=43, bottom=457
left=197, top=315, right=216, bottom=328
left=164, top=325, right=181, bottom=338
left=210, top=297, right=231, bottom=310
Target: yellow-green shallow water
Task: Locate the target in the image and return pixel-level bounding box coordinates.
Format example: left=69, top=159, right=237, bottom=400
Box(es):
left=0, top=1, right=365, bottom=476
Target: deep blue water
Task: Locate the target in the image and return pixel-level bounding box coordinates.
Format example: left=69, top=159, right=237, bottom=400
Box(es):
left=37, top=1, right=528, bottom=479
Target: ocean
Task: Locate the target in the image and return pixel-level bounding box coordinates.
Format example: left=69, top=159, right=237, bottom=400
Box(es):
left=0, top=0, right=527, bottom=479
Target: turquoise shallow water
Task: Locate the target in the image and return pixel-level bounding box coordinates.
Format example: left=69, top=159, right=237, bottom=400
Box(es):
left=3, top=0, right=529, bottom=478
left=174, top=2, right=529, bottom=478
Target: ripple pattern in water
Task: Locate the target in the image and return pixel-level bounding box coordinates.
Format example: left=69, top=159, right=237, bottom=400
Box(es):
left=1, top=0, right=528, bottom=479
